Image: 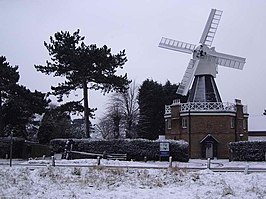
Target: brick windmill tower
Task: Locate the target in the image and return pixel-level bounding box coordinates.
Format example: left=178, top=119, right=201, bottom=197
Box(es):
left=159, top=9, right=249, bottom=159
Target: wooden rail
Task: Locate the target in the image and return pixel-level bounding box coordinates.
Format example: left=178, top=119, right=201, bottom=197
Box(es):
left=68, top=151, right=127, bottom=160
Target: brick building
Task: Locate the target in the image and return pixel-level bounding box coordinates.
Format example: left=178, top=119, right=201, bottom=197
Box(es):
left=164, top=99, right=249, bottom=159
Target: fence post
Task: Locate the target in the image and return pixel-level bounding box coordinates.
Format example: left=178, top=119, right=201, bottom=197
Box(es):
left=9, top=132, right=13, bottom=167
left=69, top=144, right=73, bottom=160
left=97, top=156, right=101, bottom=166
left=51, top=156, right=55, bottom=166
left=144, top=156, right=147, bottom=163
left=169, top=156, right=173, bottom=168
left=207, top=158, right=211, bottom=169
left=244, top=164, right=249, bottom=175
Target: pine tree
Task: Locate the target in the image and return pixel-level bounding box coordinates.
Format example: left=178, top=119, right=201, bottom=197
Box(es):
left=0, top=56, right=19, bottom=133
left=0, top=56, right=49, bottom=137
left=35, top=29, right=130, bottom=137
left=3, top=85, right=49, bottom=137
left=137, top=79, right=186, bottom=140
left=138, top=79, right=164, bottom=140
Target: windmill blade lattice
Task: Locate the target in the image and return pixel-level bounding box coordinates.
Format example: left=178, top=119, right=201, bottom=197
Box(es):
left=176, top=59, right=199, bottom=96
left=159, top=37, right=196, bottom=54
left=216, top=57, right=245, bottom=70
left=208, top=51, right=246, bottom=70
left=200, top=9, right=223, bottom=47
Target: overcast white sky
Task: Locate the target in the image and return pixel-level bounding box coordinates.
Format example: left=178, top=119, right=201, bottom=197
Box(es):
left=0, top=0, right=266, bottom=130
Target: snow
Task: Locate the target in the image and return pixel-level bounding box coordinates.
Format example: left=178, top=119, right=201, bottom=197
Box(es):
left=0, top=159, right=266, bottom=199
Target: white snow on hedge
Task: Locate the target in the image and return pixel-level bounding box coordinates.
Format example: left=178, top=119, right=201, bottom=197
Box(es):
left=0, top=159, right=266, bottom=199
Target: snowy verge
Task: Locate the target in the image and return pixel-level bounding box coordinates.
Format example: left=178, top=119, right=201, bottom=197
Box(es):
left=0, top=159, right=266, bottom=198
left=0, top=163, right=266, bottom=199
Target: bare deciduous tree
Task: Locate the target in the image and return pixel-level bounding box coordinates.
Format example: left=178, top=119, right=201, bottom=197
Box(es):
left=97, top=81, right=139, bottom=139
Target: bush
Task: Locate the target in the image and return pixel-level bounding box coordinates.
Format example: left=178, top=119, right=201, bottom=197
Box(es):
left=0, top=137, right=25, bottom=158
left=228, top=141, right=266, bottom=161
left=23, top=142, right=52, bottom=158
left=50, top=138, right=189, bottom=162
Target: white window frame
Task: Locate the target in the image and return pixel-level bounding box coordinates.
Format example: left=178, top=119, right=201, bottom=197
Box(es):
left=182, top=118, right=188, bottom=129
left=167, top=119, right=171, bottom=129
left=243, top=119, right=247, bottom=130
left=230, top=117, right=235, bottom=129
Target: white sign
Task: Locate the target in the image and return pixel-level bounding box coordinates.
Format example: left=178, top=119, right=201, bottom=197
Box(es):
left=160, top=142, right=169, bottom=152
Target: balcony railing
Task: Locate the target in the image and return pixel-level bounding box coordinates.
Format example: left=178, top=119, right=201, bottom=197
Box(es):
left=165, top=102, right=248, bottom=115
left=181, top=102, right=236, bottom=112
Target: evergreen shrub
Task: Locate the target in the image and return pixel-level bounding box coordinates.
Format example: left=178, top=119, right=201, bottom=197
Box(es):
left=228, top=141, right=266, bottom=161
left=0, top=137, right=25, bottom=158
left=50, top=138, right=189, bottom=162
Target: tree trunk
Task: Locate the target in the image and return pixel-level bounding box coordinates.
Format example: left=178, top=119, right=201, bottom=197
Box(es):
left=126, top=117, right=133, bottom=138
left=113, top=114, right=121, bottom=139
left=82, top=80, right=90, bottom=138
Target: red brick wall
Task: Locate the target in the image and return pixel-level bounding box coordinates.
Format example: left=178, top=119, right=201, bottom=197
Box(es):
left=188, top=115, right=236, bottom=158
left=165, top=113, right=248, bottom=159
left=165, top=102, right=248, bottom=159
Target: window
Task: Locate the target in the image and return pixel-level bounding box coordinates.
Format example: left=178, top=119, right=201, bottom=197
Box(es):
left=166, top=119, right=171, bottom=129
left=243, top=119, right=247, bottom=130
left=182, top=118, right=188, bottom=129
left=230, top=118, right=235, bottom=129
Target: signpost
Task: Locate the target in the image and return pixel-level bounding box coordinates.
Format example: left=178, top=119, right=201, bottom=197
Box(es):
left=9, top=132, right=13, bottom=167
left=160, top=142, right=170, bottom=161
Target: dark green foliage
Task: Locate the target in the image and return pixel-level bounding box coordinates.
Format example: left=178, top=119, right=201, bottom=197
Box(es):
left=35, top=29, right=130, bottom=137
left=50, top=139, right=189, bottom=162
left=0, top=137, right=25, bottom=158
left=38, top=105, right=72, bottom=144
left=163, top=80, right=188, bottom=104
left=229, top=141, right=266, bottom=161
left=0, top=56, right=49, bottom=137
left=56, top=101, right=84, bottom=115
left=138, top=79, right=164, bottom=140
left=0, top=56, right=19, bottom=91
left=0, top=56, right=20, bottom=134
left=0, top=137, right=51, bottom=159
left=137, top=80, right=185, bottom=140
left=24, top=142, right=51, bottom=158
left=3, top=85, right=48, bottom=137
left=70, top=118, right=85, bottom=139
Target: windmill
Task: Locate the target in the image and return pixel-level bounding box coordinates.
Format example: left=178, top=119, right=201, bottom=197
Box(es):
left=159, top=9, right=246, bottom=102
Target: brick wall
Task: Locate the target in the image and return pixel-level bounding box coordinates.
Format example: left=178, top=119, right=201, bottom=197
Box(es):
left=164, top=101, right=248, bottom=159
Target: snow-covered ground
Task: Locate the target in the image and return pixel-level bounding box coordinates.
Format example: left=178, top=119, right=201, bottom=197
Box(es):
left=0, top=159, right=266, bottom=199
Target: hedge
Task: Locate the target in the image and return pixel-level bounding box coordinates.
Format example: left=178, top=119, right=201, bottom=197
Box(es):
left=0, top=137, right=25, bottom=158
left=228, top=141, right=266, bottom=161
left=50, top=138, right=189, bottom=162
left=0, top=137, right=52, bottom=159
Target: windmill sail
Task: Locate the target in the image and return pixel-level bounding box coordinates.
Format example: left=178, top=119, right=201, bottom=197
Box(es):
left=159, top=37, right=196, bottom=54
left=200, top=9, right=222, bottom=47
left=208, top=51, right=246, bottom=70
left=159, top=8, right=246, bottom=100
left=177, top=59, right=199, bottom=96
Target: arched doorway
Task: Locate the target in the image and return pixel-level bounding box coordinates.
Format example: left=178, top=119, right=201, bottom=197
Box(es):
left=200, top=134, right=219, bottom=159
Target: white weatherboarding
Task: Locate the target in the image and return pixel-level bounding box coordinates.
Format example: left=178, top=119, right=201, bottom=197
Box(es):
left=159, top=9, right=246, bottom=101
